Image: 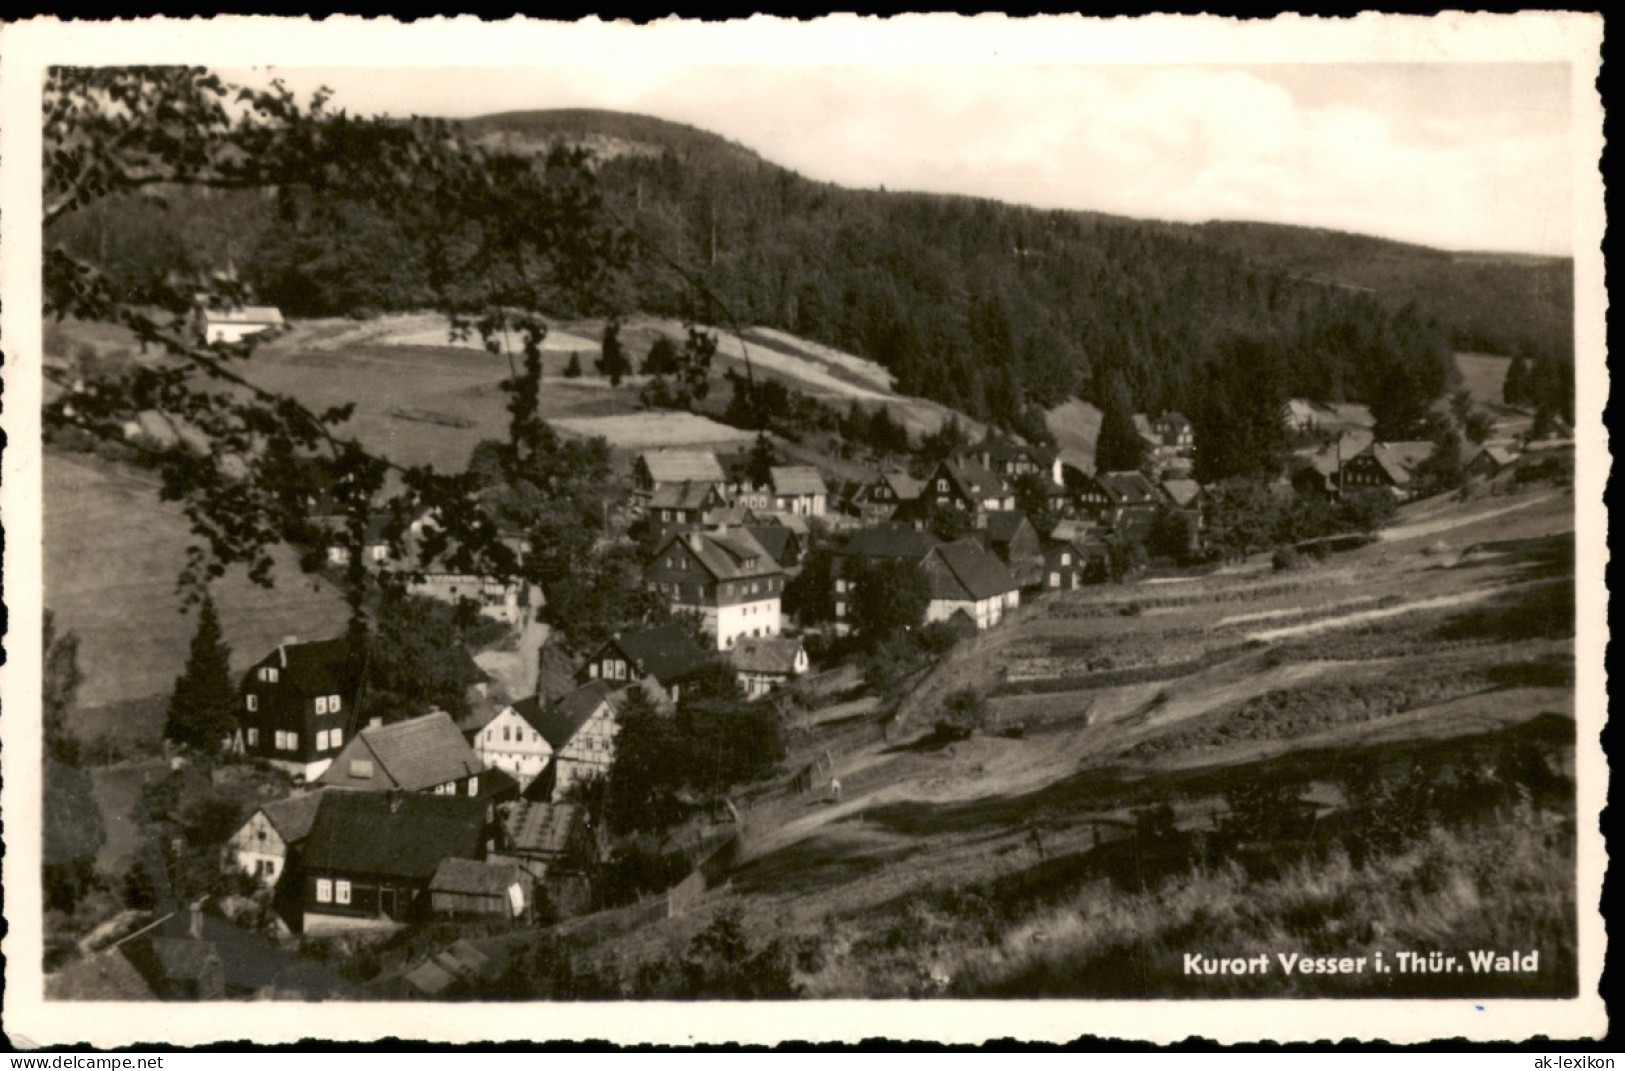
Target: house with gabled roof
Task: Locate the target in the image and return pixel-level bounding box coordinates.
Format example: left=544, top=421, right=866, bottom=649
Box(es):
left=913, top=458, right=1016, bottom=526
left=1466, top=443, right=1519, bottom=480
left=923, top=540, right=1022, bottom=631
left=1098, top=470, right=1164, bottom=538
left=645, top=529, right=786, bottom=651
left=300, top=791, right=490, bottom=932
left=199, top=305, right=285, bottom=346
left=827, top=523, right=943, bottom=636
left=314, top=711, right=486, bottom=798
left=648, top=480, right=729, bottom=528
left=728, top=636, right=810, bottom=699
left=743, top=523, right=802, bottom=572
left=495, top=800, right=582, bottom=881
left=977, top=510, right=1045, bottom=589
left=850, top=470, right=924, bottom=523
left=234, top=635, right=359, bottom=782
left=227, top=790, right=327, bottom=887
left=768, top=465, right=829, bottom=516
left=580, top=623, right=712, bottom=702
left=526, top=679, right=626, bottom=801
left=633, top=449, right=726, bottom=499
left=429, top=858, right=530, bottom=920
left=960, top=438, right=1064, bottom=486
left=1340, top=440, right=1436, bottom=499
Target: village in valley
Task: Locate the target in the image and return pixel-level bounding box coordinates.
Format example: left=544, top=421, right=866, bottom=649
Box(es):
left=36, top=67, right=1580, bottom=1005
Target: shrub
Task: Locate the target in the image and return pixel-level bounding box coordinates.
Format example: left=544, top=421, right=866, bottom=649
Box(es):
left=1271, top=546, right=1301, bottom=572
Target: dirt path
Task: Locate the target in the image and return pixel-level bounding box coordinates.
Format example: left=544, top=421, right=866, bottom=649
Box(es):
left=1244, top=587, right=1507, bottom=643
left=1378, top=494, right=1556, bottom=544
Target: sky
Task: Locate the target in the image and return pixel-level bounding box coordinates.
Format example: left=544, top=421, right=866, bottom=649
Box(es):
left=226, top=53, right=1569, bottom=258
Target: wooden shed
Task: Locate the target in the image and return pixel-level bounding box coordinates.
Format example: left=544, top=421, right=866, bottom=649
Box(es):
left=428, top=858, right=528, bottom=920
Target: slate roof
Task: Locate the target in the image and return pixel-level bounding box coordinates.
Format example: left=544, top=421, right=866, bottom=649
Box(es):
left=301, top=791, right=488, bottom=883
left=640, top=450, right=725, bottom=486
left=879, top=471, right=925, bottom=501
left=1098, top=471, right=1160, bottom=506
left=1473, top=444, right=1519, bottom=468
left=315, top=711, right=483, bottom=792
left=503, top=800, right=580, bottom=856
left=835, top=523, right=941, bottom=563
left=1160, top=478, right=1203, bottom=509
left=662, top=529, right=782, bottom=582
left=430, top=857, right=522, bottom=897
left=242, top=636, right=353, bottom=696
left=536, top=644, right=581, bottom=704
left=744, top=524, right=796, bottom=565
left=606, top=623, right=711, bottom=683
left=259, top=790, right=326, bottom=844
left=770, top=465, right=828, bottom=497
left=1296, top=431, right=1376, bottom=476
left=754, top=511, right=810, bottom=536
left=728, top=636, right=805, bottom=676
left=512, top=681, right=615, bottom=752
left=982, top=510, right=1035, bottom=546
left=941, top=459, right=1010, bottom=501
left=649, top=480, right=720, bottom=511
left=1367, top=441, right=1436, bottom=485
left=926, top=540, right=1020, bottom=601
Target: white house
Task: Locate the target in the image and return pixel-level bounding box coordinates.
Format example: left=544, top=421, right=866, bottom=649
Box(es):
left=644, top=529, right=785, bottom=651
left=923, top=540, right=1022, bottom=631
left=225, top=791, right=326, bottom=887
left=471, top=697, right=556, bottom=791
left=201, top=306, right=285, bottom=345
left=728, top=636, right=810, bottom=699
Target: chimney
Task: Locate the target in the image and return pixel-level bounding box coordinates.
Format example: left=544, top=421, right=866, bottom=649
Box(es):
left=368, top=716, right=383, bottom=730
left=188, top=898, right=206, bottom=940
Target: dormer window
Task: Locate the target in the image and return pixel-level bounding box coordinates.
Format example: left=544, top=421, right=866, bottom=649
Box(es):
left=259, top=667, right=279, bottom=683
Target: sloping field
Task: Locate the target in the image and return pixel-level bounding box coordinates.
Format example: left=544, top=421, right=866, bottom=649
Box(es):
left=1044, top=399, right=1101, bottom=473
left=551, top=410, right=756, bottom=449
left=44, top=452, right=351, bottom=711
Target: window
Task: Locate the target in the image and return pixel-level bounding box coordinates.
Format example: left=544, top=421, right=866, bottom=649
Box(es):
left=937, top=479, right=948, bottom=492
left=336, top=880, right=351, bottom=905
left=246, top=694, right=258, bottom=712
left=589, top=663, right=600, bottom=679
left=468, top=776, right=479, bottom=796
left=503, top=726, right=511, bottom=743
left=330, top=694, right=342, bottom=713
left=1061, top=553, right=1072, bottom=565
left=246, top=728, right=259, bottom=747
left=836, top=578, right=847, bottom=593
left=259, top=667, right=279, bottom=683
left=316, top=879, right=333, bottom=903
left=315, top=696, right=329, bottom=715
left=315, top=729, right=329, bottom=751
left=265, top=859, right=277, bottom=877
left=329, top=728, right=342, bottom=749
left=835, top=601, right=846, bottom=617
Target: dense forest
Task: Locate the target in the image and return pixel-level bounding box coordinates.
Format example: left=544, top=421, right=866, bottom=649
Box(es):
left=49, top=108, right=1569, bottom=446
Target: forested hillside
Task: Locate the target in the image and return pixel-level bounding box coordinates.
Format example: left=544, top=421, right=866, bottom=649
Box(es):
left=50, top=108, right=1568, bottom=450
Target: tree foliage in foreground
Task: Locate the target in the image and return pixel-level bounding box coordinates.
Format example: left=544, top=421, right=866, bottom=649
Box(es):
left=42, top=67, right=687, bottom=668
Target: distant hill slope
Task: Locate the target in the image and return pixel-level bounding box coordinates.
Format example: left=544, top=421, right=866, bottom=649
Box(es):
left=1191, top=221, right=1572, bottom=364
left=52, top=105, right=1569, bottom=444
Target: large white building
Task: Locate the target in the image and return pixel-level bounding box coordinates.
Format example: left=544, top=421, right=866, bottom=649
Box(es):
left=645, top=529, right=786, bottom=651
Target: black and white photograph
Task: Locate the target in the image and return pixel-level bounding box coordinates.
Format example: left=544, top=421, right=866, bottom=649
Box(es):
left=0, top=13, right=1607, bottom=1047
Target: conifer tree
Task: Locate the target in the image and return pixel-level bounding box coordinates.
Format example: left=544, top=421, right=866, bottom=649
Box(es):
left=563, top=352, right=582, bottom=378
left=165, top=595, right=237, bottom=753
left=596, top=319, right=631, bottom=386
left=1094, top=370, right=1146, bottom=474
